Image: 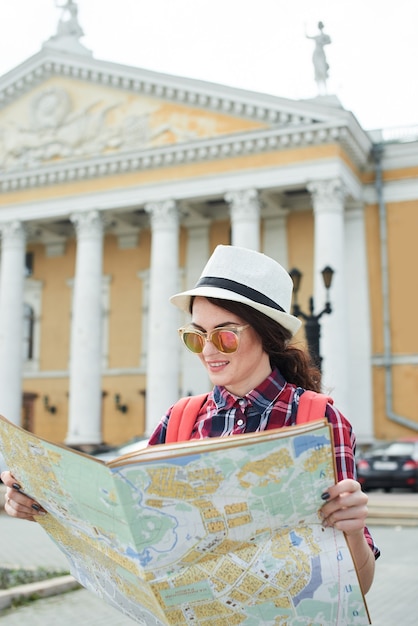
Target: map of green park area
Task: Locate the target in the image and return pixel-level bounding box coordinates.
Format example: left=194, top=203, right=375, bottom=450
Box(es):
left=0, top=416, right=370, bottom=625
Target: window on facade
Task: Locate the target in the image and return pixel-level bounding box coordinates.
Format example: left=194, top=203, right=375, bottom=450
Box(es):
left=23, top=303, right=35, bottom=360
left=25, top=252, right=34, bottom=277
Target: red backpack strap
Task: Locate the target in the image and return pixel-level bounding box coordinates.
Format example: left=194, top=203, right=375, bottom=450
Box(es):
left=296, top=390, right=333, bottom=424
left=166, top=394, right=208, bottom=443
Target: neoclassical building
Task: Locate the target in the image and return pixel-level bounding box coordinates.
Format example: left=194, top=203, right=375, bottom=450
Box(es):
left=0, top=5, right=417, bottom=448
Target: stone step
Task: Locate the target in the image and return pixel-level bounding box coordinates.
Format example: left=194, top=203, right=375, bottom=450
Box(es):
left=366, top=493, right=418, bottom=526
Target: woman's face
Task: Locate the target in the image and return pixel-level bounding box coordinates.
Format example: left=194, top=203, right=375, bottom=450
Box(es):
left=190, top=297, right=272, bottom=397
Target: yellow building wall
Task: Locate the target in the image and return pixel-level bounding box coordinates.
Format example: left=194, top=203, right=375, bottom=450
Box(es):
left=387, top=199, right=418, bottom=353
left=105, top=233, right=148, bottom=369
left=287, top=210, right=314, bottom=349
left=210, top=220, right=231, bottom=250
left=22, top=377, right=68, bottom=442
left=372, top=365, right=418, bottom=441
left=22, top=232, right=154, bottom=445
left=366, top=196, right=418, bottom=439
left=29, top=240, right=74, bottom=369
left=23, top=240, right=75, bottom=441
left=22, top=373, right=148, bottom=446
left=101, top=374, right=147, bottom=445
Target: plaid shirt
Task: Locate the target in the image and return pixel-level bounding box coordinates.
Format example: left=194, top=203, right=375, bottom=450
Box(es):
left=149, top=367, right=379, bottom=558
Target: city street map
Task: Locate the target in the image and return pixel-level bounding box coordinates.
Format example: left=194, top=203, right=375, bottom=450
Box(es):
left=0, top=415, right=370, bottom=625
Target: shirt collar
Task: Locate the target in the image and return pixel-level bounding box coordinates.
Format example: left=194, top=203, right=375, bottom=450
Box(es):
left=212, top=367, right=286, bottom=410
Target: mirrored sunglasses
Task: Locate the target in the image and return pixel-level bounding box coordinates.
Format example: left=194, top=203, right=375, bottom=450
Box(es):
left=178, top=324, right=250, bottom=354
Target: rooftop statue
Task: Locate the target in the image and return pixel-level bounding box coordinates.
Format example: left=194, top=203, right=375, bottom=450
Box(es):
left=306, top=21, right=332, bottom=95
left=55, top=0, right=84, bottom=38
left=42, top=0, right=91, bottom=56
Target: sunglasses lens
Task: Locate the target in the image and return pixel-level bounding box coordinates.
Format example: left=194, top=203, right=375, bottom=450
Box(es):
left=182, top=331, right=204, bottom=353
left=212, top=330, right=239, bottom=353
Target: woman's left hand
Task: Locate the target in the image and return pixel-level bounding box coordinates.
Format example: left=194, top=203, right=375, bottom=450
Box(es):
left=320, top=478, right=368, bottom=536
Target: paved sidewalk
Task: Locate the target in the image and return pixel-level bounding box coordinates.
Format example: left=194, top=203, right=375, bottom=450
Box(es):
left=1, top=507, right=418, bottom=624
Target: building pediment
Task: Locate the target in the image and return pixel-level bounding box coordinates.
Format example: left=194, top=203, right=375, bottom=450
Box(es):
left=0, top=73, right=269, bottom=172
left=0, top=46, right=372, bottom=192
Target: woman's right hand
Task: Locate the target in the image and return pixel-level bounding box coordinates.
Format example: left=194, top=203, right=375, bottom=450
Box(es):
left=1, top=471, right=46, bottom=521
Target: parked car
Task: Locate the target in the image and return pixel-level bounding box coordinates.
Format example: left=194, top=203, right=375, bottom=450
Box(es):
left=356, top=438, right=418, bottom=492
left=92, top=435, right=149, bottom=463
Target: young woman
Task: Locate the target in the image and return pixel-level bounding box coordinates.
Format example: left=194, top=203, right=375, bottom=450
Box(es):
left=2, top=245, right=378, bottom=594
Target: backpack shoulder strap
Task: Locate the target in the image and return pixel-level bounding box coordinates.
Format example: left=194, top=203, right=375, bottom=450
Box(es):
left=167, top=390, right=331, bottom=442
left=166, top=393, right=209, bottom=443
left=296, top=390, right=333, bottom=424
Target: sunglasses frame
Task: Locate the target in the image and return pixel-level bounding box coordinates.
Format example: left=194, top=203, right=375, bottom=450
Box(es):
left=178, top=324, right=250, bottom=354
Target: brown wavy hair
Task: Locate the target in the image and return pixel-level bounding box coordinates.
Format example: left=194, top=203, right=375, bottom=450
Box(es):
left=191, top=297, right=321, bottom=392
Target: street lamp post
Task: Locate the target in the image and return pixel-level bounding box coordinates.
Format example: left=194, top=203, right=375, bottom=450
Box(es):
left=289, top=266, right=334, bottom=371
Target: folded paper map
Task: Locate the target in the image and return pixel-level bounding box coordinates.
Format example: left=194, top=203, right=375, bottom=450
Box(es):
left=0, top=415, right=370, bottom=625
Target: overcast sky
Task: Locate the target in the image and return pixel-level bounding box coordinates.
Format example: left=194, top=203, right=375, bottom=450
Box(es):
left=1, top=0, right=417, bottom=131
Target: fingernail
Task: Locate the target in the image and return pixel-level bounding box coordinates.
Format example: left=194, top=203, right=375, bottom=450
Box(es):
left=321, top=491, right=330, bottom=500
left=32, top=507, right=47, bottom=516
left=12, top=483, right=21, bottom=491
left=32, top=503, right=46, bottom=514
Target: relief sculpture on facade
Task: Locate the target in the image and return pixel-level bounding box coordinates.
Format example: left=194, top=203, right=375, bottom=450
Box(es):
left=0, top=84, right=228, bottom=171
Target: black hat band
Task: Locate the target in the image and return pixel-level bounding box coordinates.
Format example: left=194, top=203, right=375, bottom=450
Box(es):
left=195, top=276, right=286, bottom=313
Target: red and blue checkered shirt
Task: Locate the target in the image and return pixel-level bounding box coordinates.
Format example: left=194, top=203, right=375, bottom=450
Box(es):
left=148, top=367, right=379, bottom=558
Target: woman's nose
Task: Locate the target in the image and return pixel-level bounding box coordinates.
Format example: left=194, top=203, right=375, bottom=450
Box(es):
left=201, top=336, right=218, bottom=355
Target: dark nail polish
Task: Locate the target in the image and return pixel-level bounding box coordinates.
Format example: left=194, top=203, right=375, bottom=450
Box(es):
left=321, top=491, right=330, bottom=500
left=12, top=483, right=21, bottom=491
left=31, top=503, right=41, bottom=511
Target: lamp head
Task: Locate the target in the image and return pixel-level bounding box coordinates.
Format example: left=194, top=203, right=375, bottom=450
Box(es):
left=289, top=267, right=302, bottom=293
left=321, top=266, right=334, bottom=290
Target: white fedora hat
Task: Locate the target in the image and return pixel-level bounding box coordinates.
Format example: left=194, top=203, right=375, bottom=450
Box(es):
left=170, top=245, right=301, bottom=336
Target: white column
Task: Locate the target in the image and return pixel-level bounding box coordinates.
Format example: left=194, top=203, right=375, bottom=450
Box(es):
left=345, top=202, right=374, bottom=442
left=181, top=219, right=211, bottom=396
left=226, top=188, right=260, bottom=250
left=144, top=200, right=180, bottom=434
left=262, top=206, right=290, bottom=267
left=66, top=210, right=104, bottom=445
left=0, top=221, right=26, bottom=424
left=308, top=179, right=349, bottom=413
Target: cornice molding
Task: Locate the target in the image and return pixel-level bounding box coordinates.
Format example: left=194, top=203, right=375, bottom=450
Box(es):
left=364, top=177, right=418, bottom=204
left=0, top=157, right=360, bottom=224
left=0, top=119, right=368, bottom=193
